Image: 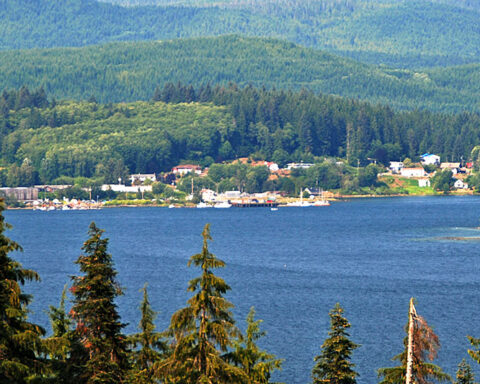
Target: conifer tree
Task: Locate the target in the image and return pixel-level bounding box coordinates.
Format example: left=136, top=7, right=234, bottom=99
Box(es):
left=69, top=222, right=129, bottom=384
left=44, top=285, right=72, bottom=384
left=128, top=284, right=168, bottom=384
left=230, top=306, right=283, bottom=384
left=455, top=359, right=476, bottom=384
left=0, top=198, right=45, bottom=383
left=468, top=336, right=480, bottom=365
left=157, top=223, right=247, bottom=383
left=378, top=300, right=451, bottom=384
left=312, top=303, right=359, bottom=384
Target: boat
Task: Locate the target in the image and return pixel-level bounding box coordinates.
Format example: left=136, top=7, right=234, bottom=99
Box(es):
left=168, top=204, right=176, bottom=208
left=271, top=207, right=279, bottom=211
left=214, top=201, right=232, bottom=208
left=286, top=189, right=312, bottom=207
left=313, top=191, right=330, bottom=206
left=196, top=202, right=210, bottom=208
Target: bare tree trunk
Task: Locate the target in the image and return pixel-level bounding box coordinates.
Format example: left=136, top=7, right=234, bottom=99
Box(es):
left=406, top=298, right=416, bottom=384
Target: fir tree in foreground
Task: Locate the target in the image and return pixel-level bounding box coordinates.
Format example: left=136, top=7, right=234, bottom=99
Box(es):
left=455, top=359, right=476, bottom=384
left=128, top=284, right=168, bottom=384
left=69, top=222, right=130, bottom=384
left=0, top=198, right=45, bottom=383
left=230, top=306, right=283, bottom=384
left=44, top=285, right=72, bottom=383
left=377, top=299, right=451, bottom=384
left=312, top=303, right=359, bottom=384
left=157, top=223, right=247, bottom=383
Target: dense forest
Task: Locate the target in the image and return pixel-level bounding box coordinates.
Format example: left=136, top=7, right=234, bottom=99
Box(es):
left=1, top=85, right=480, bottom=188
left=1, top=36, right=480, bottom=113
left=2, top=0, right=480, bottom=68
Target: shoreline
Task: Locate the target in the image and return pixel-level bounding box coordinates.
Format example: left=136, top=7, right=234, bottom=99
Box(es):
left=9, top=192, right=478, bottom=210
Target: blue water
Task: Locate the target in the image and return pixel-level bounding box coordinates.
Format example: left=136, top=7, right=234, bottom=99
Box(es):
left=7, top=196, right=480, bottom=383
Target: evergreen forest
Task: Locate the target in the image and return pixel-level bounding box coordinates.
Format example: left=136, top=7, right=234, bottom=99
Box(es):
left=0, top=36, right=480, bottom=112
left=3, top=0, right=480, bottom=68
left=1, top=85, right=480, bottom=189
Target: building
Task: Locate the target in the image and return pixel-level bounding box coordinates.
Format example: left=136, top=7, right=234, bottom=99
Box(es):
left=400, top=168, right=427, bottom=178
left=0, top=187, right=39, bottom=201
left=234, top=158, right=279, bottom=171
left=286, top=162, right=314, bottom=170
left=420, top=154, right=440, bottom=166
left=440, top=163, right=461, bottom=174
left=418, top=179, right=431, bottom=188
left=129, top=173, right=156, bottom=184
left=101, top=184, right=152, bottom=193
left=171, top=164, right=202, bottom=175
left=201, top=189, right=217, bottom=202
left=389, top=161, right=404, bottom=174
left=454, top=179, right=469, bottom=189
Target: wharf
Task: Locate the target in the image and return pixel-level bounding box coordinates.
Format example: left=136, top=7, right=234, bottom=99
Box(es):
left=231, top=201, right=279, bottom=208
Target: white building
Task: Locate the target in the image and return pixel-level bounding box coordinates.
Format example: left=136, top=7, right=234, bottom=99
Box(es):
left=172, top=164, right=202, bottom=175
left=201, top=189, right=217, bottom=202
left=440, top=163, right=461, bottom=175
left=418, top=179, right=431, bottom=188
left=286, top=162, right=314, bottom=170
left=129, top=173, right=156, bottom=184
left=454, top=179, right=469, bottom=189
left=420, top=154, right=440, bottom=166
left=401, top=168, right=427, bottom=178
left=101, top=184, right=152, bottom=193
left=389, top=161, right=404, bottom=174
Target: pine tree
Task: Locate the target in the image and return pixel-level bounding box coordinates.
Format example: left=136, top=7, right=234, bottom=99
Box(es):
left=69, top=222, right=130, bottom=384
left=0, top=198, right=45, bottom=383
left=230, top=307, right=283, bottom=384
left=312, top=303, right=359, bottom=384
left=128, top=284, right=168, bottom=384
left=156, top=223, right=247, bottom=383
left=44, top=285, right=73, bottom=384
left=378, top=300, right=451, bottom=384
left=455, top=359, right=476, bottom=384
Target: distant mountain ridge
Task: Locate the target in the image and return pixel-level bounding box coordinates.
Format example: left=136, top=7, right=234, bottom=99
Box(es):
left=1, top=36, right=479, bottom=113
left=1, top=0, right=480, bottom=68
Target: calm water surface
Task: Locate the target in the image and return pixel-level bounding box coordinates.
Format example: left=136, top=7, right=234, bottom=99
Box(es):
left=8, top=196, right=480, bottom=383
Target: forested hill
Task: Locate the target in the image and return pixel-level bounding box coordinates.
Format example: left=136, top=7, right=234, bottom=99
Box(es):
left=1, top=36, right=479, bottom=113
left=2, top=85, right=480, bottom=187
left=2, top=0, right=480, bottom=68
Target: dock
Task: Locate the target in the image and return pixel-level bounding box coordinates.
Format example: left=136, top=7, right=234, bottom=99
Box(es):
left=231, top=200, right=279, bottom=208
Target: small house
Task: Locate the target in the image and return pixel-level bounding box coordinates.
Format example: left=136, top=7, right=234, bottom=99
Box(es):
left=420, top=154, right=440, bottom=166
left=440, top=163, right=461, bottom=175
left=454, top=179, right=469, bottom=189
left=418, top=179, right=431, bottom=188
left=389, top=161, right=404, bottom=174
left=286, top=162, right=314, bottom=170
left=129, top=173, right=157, bottom=184
left=172, top=164, right=202, bottom=176
left=400, top=168, right=426, bottom=178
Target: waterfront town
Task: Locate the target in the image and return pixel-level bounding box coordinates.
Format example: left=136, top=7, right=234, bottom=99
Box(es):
left=2, top=153, right=475, bottom=209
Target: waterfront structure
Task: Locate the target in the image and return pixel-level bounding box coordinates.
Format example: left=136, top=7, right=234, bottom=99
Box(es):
left=0, top=187, right=39, bottom=201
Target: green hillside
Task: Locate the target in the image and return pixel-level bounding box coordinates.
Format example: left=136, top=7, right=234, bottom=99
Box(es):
left=2, top=85, right=480, bottom=187
left=0, top=36, right=479, bottom=112
left=2, top=0, right=480, bottom=68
